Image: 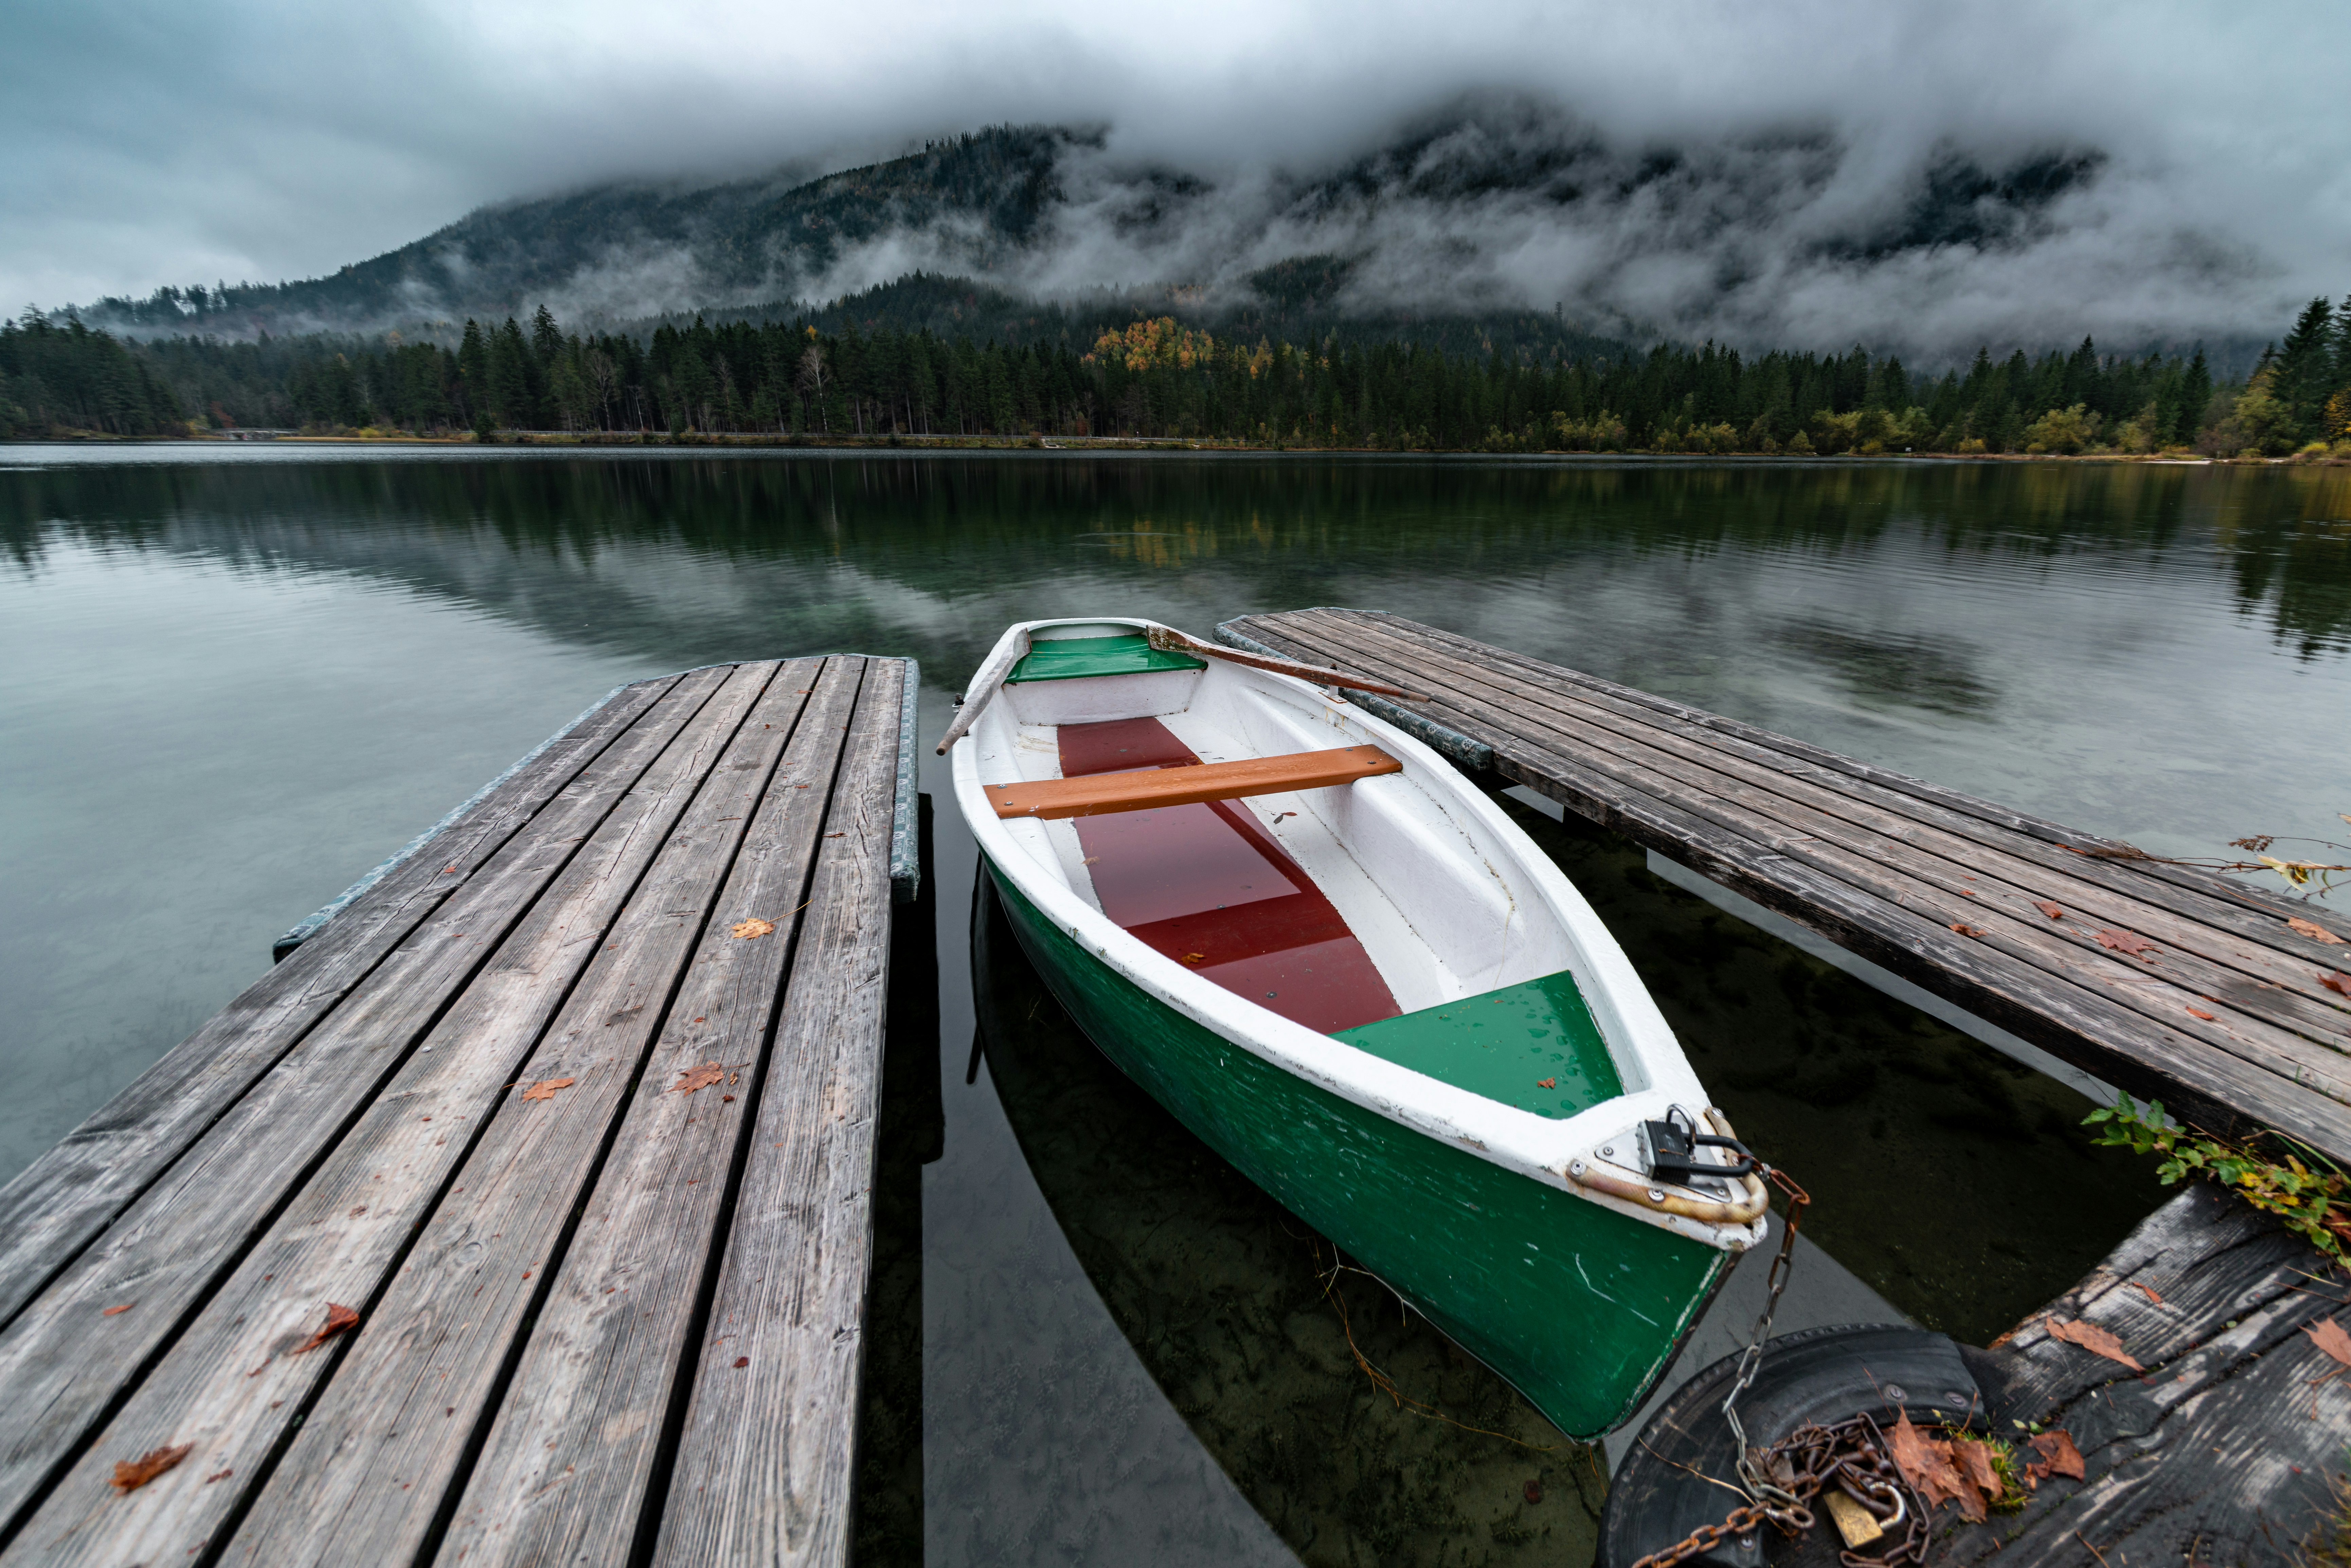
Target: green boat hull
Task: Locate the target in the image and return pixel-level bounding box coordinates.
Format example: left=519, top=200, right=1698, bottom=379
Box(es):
left=987, top=862, right=1731, bottom=1439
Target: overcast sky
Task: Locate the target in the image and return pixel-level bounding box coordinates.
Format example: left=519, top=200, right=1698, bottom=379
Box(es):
left=6, top=0, right=2347, bottom=342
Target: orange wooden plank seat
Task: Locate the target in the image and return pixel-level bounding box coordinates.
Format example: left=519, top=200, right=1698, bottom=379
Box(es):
left=988, top=744, right=1403, bottom=820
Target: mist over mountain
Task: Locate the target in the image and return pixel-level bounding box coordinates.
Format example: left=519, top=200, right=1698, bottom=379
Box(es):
left=69, top=104, right=2272, bottom=363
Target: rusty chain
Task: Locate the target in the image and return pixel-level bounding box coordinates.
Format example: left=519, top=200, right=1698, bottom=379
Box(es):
left=1724, top=1167, right=1813, bottom=1512
left=1629, top=1413, right=1930, bottom=1568
left=1627, top=1166, right=1933, bottom=1568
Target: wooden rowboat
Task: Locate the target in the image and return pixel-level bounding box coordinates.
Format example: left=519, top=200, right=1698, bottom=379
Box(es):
left=944, top=617, right=1770, bottom=1438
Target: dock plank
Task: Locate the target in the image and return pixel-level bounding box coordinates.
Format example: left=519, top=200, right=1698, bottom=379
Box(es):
left=1268, top=614, right=2351, bottom=1095
left=0, top=673, right=681, bottom=1331
left=1226, top=609, right=2351, bottom=1158
left=1289, top=608, right=2351, bottom=1024
left=0, top=664, right=748, bottom=1553
left=1305, top=607, right=2351, bottom=962
left=204, top=661, right=806, bottom=1567
left=649, top=655, right=904, bottom=1568
left=433, top=660, right=886, bottom=1566
left=1944, top=1183, right=2346, bottom=1565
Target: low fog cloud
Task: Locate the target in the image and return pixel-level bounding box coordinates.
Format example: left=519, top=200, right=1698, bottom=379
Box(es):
left=5, top=0, right=2345, bottom=354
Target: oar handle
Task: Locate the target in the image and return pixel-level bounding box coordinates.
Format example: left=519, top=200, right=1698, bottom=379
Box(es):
left=1146, top=627, right=1429, bottom=702
left=934, top=630, right=1029, bottom=755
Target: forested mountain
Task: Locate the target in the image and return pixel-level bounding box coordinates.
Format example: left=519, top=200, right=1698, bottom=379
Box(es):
left=53, top=108, right=2228, bottom=367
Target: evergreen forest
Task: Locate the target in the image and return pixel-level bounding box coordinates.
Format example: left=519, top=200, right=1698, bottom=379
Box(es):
left=7, top=288, right=2351, bottom=460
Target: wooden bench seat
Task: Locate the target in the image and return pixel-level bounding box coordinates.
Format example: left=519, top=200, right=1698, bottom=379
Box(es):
left=988, top=744, right=1402, bottom=820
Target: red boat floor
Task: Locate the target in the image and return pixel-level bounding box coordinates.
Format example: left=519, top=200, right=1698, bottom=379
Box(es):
left=1058, top=717, right=1401, bottom=1033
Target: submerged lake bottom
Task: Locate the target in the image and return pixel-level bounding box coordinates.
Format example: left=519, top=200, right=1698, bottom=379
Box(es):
left=5, top=448, right=2346, bottom=1565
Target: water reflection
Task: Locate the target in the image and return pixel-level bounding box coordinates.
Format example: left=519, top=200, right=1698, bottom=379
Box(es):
left=2, top=449, right=2343, bottom=1565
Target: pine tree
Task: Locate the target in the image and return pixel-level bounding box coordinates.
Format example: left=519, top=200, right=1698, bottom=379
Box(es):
left=2180, top=350, right=2213, bottom=440
left=2274, top=297, right=2334, bottom=445
left=532, top=305, right=562, bottom=369
left=457, top=320, right=489, bottom=424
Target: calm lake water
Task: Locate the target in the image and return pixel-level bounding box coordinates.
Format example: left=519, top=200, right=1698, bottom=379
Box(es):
left=4, top=446, right=2348, bottom=1565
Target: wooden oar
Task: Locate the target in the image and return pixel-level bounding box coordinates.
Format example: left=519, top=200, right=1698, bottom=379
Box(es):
left=1145, top=626, right=1430, bottom=702
left=933, top=629, right=1030, bottom=755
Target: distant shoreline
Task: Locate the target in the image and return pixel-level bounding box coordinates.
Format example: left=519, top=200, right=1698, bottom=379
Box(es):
left=3, top=429, right=2324, bottom=464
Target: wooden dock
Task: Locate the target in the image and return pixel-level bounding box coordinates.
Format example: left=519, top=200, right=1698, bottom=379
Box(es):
left=1219, top=609, right=2351, bottom=1161
left=0, top=653, right=919, bottom=1566
left=1951, top=1180, right=2348, bottom=1564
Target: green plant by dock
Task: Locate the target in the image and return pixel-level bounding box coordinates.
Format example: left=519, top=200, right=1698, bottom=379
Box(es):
left=2085, top=1097, right=2351, bottom=1268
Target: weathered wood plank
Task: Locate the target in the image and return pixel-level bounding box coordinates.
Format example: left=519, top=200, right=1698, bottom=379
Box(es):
left=1941, top=1183, right=2347, bottom=1565
left=0, top=673, right=680, bottom=1331
left=649, top=657, right=904, bottom=1568
left=1288, top=609, right=2351, bottom=1025
left=176, top=661, right=806, bottom=1568
left=1261, top=611, right=2351, bottom=1112
left=1271, top=613, right=2351, bottom=1082
left=438, top=659, right=899, bottom=1567
left=988, top=742, right=1400, bottom=819
left=1235, top=609, right=2351, bottom=1150
left=1467, top=717, right=2345, bottom=1151
left=1292, top=608, right=2350, bottom=947
left=0, top=664, right=750, bottom=1553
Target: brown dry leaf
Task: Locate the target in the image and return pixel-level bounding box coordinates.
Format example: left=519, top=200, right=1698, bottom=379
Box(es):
left=111, top=1442, right=193, bottom=1492
left=2028, top=1429, right=2085, bottom=1480
left=1951, top=1437, right=2000, bottom=1515
left=1887, top=1412, right=1969, bottom=1512
left=2289, top=916, right=2345, bottom=945
left=2046, top=1315, right=2143, bottom=1370
left=2034, top=900, right=2067, bottom=920
left=2093, top=929, right=2160, bottom=959
left=731, top=918, right=776, bottom=940
left=520, top=1077, right=575, bottom=1102
left=1950, top=923, right=1988, bottom=939
left=2305, top=1317, right=2351, bottom=1369
left=293, top=1301, right=360, bottom=1355
left=2135, top=1281, right=2165, bottom=1305
left=2186, top=1006, right=2217, bottom=1022
left=2321, top=970, right=2351, bottom=998
left=101, top=1303, right=133, bottom=1316
left=1536, top=1077, right=1557, bottom=1089
left=670, top=1062, right=725, bottom=1095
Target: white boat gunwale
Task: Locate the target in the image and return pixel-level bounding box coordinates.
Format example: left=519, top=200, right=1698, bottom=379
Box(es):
left=950, top=616, right=1767, bottom=1252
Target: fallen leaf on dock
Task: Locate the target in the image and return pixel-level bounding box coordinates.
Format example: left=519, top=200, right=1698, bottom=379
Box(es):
left=520, top=1078, right=575, bottom=1102
left=730, top=918, right=776, bottom=940
left=1949, top=923, right=1987, bottom=938
left=2186, top=1006, right=2216, bottom=1021
left=293, top=1302, right=360, bottom=1354
left=111, top=1443, right=193, bottom=1492
left=670, top=1063, right=725, bottom=1095
left=101, top=1303, right=133, bottom=1316
left=2135, top=1281, right=2164, bottom=1305
left=2034, top=901, right=2066, bottom=920
left=2092, top=929, right=2160, bottom=959
left=2045, top=1316, right=2142, bottom=1370
left=2305, top=1317, right=2351, bottom=1369
left=2027, top=1429, right=2085, bottom=1481
left=2289, top=917, right=2344, bottom=944
left=1952, top=1437, right=2000, bottom=1504
left=1887, top=1412, right=1976, bottom=1515
left=2321, top=971, right=2351, bottom=997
